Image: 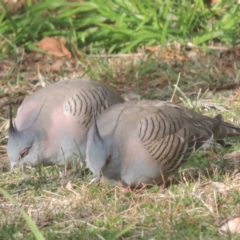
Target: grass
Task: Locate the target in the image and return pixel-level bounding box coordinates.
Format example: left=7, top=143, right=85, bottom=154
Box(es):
left=1, top=1, right=240, bottom=238
left=0, top=0, right=240, bottom=57
left=1, top=157, right=240, bottom=239
left=0, top=188, right=45, bottom=240
left=1, top=46, right=240, bottom=239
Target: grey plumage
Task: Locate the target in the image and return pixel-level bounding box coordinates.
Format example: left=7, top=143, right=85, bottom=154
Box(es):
left=86, top=100, right=240, bottom=187
left=7, top=79, right=124, bottom=170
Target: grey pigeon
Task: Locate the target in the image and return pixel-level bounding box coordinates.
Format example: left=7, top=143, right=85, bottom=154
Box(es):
left=86, top=100, right=240, bottom=188
left=7, top=79, right=124, bottom=170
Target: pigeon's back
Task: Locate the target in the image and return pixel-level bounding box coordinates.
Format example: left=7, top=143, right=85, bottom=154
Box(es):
left=16, top=79, right=123, bottom=129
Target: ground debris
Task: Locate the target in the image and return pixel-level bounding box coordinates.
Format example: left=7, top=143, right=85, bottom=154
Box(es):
left=219, top=216, right=240, bottom=234
left=37, top=37, right=71, bottom=58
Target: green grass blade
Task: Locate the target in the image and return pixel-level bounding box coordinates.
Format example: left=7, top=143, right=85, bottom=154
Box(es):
left=114, top=223, right=136, bottom=239
left=0, top=188, right=45, bottom=240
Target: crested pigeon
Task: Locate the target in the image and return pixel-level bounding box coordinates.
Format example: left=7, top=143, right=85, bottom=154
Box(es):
left=7, top=79, right=124, bottom=170
left=86, top=100, right=240, bottom=188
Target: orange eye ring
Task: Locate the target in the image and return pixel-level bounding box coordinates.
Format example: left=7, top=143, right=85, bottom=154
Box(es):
left=20, top=148, right=29, bottom=159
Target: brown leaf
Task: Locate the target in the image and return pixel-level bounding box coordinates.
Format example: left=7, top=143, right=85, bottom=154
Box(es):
left=44, top=60, right=65, bottom=73
left=219, top=216, right=240, bottom=234
left=143, top=75, right=170, bottom=89
left=145, top=46, right=160, bottom=52
left=225, top=88, right=240, bottom=102
left=38, top=37, right=71, bottom=58
left=223, top=150, right=240, bottom=160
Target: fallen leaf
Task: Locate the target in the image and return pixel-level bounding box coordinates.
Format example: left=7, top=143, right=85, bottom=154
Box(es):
left=225, top=88, right=240, bottom=102
left=200, top=150, right=217, bottom=158
left=43, top=59, right=66, bottom=73
left=66, top=181, right=74, bottom=191
left=38, top=37, right=71, bottom=58
left=224, top=150, right=240, bottom=160
left=142, top=75, right=170, bottom=90
left=219, top=216, right=240, bottom=234
left=148, top=78, right=169, bottom=88
left=145, top=46, right=160, bottom=52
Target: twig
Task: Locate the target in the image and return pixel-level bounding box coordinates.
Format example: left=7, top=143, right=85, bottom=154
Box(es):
left=170, top=72, right=181, bottom=102
left=42, top=190, right=63, bottom=197
left=89, top=53, right=144, bottom=58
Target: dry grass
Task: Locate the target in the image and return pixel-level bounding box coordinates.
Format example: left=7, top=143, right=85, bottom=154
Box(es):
left=1, top=45, right=240, bottom=239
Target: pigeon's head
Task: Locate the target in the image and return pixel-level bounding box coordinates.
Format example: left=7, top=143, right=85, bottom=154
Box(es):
left=7, top=104, right=45, bottom=170
left=7, top=127, right=43, bottom=170
left=86, top=106, right=126, bottom=181
left=86, top=114, right=111, bottom=181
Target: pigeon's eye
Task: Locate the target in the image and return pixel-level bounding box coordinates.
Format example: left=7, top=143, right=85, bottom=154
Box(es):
left=106, top=155, right=111, bottom=164
left=20, top=148, right=29, bottom=159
